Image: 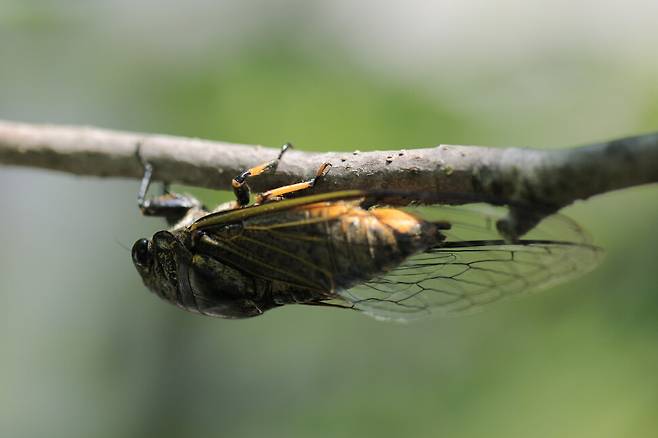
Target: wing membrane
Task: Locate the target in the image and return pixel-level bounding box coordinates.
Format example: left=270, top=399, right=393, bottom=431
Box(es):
left=340, top=205, right=603, bottom=321
left=196, top=225, right=336, bottom=293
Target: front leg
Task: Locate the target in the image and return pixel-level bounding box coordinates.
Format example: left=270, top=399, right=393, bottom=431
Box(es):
left=137, top=155, right=204, bottom=226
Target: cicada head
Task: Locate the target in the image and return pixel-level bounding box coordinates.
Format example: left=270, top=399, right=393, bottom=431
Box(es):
left=132, top=229, right=277, bottom=318
left=132, top=230, right=188, bottom=306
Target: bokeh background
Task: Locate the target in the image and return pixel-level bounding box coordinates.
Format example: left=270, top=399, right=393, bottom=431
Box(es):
left=2, top=1, right=658, bottom=437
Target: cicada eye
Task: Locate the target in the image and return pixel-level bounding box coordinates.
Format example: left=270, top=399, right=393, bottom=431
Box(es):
left=131, top=238, right=153, bottom=268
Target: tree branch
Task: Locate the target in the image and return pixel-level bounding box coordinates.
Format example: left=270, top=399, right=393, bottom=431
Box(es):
left=1, top=119, right=656, bottom=238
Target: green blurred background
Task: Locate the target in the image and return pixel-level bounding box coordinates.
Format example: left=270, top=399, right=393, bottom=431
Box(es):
left=1, top=1, right=657, bottom=437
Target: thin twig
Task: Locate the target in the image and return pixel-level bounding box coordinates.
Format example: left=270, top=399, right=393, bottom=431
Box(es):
left=1, top=119, right=656, bottom=238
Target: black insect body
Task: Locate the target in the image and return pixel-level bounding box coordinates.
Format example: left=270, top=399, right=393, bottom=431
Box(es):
left=132, top=145, right=602, bottom=321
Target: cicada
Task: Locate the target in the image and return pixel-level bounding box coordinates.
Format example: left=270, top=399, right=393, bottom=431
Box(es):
left=132, top=144, right=602, bottom=321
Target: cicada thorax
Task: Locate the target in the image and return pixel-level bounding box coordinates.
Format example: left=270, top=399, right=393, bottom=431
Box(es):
left=190, top=200, right=444, bottom=308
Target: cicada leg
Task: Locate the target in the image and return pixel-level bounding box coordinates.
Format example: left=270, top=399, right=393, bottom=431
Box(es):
left=136, top=149, right=203, bottom=225
left=231, top=143, right=293, bottom=207
left=255, top=162, right=332, bottom=204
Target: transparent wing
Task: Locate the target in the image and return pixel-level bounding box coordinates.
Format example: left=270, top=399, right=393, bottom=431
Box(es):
left=340, top=205, right=603, bottom=321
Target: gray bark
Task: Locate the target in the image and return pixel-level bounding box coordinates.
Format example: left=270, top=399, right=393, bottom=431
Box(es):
left=1, top=120, right=656, bottom=238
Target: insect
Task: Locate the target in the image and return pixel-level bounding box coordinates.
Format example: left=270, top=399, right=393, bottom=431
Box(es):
left=131, top=144, right=602, bottom=321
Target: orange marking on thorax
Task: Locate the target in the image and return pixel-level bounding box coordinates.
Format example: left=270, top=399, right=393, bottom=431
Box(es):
left=370, top=208, right=423, bottom=234
left=296, top=201, right=423, bottom=236
left=299, top=201, right=364, bottom=219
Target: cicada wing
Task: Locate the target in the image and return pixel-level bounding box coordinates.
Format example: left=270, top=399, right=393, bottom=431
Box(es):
left=339, top=205, right=603, bottom=322
left=192, top=198, right=387, bottom=297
